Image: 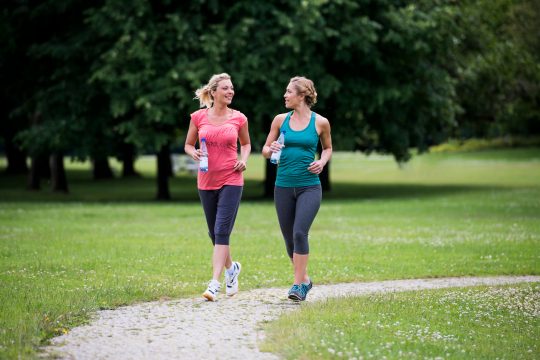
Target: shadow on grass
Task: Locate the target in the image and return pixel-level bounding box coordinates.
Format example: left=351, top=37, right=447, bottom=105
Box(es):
left=0, top=170, right=503, bottom=204
left=323, top=182, right=497, bottom=202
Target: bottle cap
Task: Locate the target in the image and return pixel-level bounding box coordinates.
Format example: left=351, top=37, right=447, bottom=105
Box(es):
left=201, top=137, right=206, bottom=141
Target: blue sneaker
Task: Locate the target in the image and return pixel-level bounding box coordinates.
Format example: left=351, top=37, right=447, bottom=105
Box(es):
left=288, top=280, right=312, bottom=301
left=288, top=284, right=299, bottom=297
left=305, top=279, right=313, bottom=291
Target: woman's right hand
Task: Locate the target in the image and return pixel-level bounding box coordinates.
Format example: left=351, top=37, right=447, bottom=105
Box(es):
left=269, top=141, right=284, bottom=153
left=190, top=149, right=203, bottom=161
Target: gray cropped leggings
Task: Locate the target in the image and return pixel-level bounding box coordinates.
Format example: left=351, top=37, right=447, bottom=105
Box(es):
left=198, top=185, right=243, bottom=246
left=274, top=185, right=322, bottom=258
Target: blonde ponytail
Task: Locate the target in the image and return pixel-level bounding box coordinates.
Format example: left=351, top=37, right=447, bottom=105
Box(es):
left=194, top=73, right=231, bottom=108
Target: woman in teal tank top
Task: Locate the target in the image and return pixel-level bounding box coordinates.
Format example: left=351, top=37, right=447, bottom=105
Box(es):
left=262, top=76, right=333, bottom=301
left=275, top=111, right=321, bottom=187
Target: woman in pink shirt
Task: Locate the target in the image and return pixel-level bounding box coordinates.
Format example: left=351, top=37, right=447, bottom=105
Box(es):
left=185, top=73, right=251, bottom=301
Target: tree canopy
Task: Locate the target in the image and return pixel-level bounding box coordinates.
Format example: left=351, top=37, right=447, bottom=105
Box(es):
left=1, top=0, right=537, bottom=196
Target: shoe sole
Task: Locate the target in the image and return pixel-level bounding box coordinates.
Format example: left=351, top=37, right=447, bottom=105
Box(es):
left=226, top=284, right=238, bottom=297
left=203, top=292, right=217, bottom=302
left=288, top=294, right=303, bottom=301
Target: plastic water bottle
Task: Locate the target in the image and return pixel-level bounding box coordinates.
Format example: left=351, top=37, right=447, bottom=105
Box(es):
left=199, top=137, right=208, bottom=172
left=270, top=131, right=286, bottom=164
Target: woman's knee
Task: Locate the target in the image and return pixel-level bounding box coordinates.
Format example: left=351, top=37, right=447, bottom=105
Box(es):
left=214, top=233, right=230, bottom=246
left=293, top=231, right=309, bottom=254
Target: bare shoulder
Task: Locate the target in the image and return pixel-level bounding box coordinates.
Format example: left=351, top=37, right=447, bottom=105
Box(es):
left=315, top=113, right=331, bottom=128
left=272, top=112, right=289, bottom=127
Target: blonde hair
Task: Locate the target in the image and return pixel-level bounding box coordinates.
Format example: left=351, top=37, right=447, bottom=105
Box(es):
left=289, top=76, right=317, bottom=107
left=194, top=73, right=231, bottom=108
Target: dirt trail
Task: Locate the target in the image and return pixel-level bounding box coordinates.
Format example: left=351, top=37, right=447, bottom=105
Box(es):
left=42, top=275, right=539, bottom=359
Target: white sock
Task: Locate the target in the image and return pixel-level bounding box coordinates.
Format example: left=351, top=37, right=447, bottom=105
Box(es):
left=226, top=264, right=235, bottom=276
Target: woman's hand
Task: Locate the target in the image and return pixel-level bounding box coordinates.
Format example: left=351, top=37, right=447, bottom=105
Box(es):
left=190, top=149, right=203, bottom=161
left=269, top=141, right=284, bottom=153
left=233, top=160, right=247, bottom=172
left=308, top=160, right=325, bottom=174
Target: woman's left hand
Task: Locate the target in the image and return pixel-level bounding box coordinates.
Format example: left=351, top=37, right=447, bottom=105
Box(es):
left=308, top=160, right=324, bottom=174
left=234, top=160, right=247, bottom=172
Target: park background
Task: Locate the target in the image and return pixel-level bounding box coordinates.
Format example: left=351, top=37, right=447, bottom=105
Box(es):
left=1, top=0, right=539, bottom=359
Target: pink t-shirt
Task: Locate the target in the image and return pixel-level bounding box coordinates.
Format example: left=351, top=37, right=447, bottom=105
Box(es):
left=191, top=108, right=248, bottom=190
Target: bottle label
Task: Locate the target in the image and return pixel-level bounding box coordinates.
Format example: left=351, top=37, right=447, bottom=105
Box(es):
left=199, top=157, right=208, bottom=172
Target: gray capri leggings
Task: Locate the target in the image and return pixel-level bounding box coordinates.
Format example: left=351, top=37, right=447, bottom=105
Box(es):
left=274, top=185, right=322, bottom=258
left=198, top=185, right=243, bottom=246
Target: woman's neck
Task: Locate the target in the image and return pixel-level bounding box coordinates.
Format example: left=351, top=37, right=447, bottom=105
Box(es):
left=211, top=103, right=229, bottom=116
left=292, top=104, right=311, bottom=120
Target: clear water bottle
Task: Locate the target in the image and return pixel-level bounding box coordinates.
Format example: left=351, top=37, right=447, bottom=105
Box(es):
left=270, top=131, right=286, bottom=164
left=199, top=137, right=208, bottom=172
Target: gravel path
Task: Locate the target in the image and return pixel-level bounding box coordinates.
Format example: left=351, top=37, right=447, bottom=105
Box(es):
left=42, top=275, right=539, bottom=359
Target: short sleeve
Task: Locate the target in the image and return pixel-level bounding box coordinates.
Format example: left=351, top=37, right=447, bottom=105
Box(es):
left=190, top=109, right=205, bottom=128
left=236, top=111, right=248, bottom=128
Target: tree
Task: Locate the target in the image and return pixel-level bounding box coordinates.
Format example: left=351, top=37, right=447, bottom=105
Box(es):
left=220, top=0, right=461, bottom=194
left=0, top=2, right=33, bottom=175
left=455, top=0, right=540, bottom=138
left=6, top=0, right=503, bottom=199
left=8, top=0, right=107, bottom=192
left=86, top=0, right=231, bottom=199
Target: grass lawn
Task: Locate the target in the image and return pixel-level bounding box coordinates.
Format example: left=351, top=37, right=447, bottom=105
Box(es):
left=0, top=148, right=539, bottom=358
left=261, top=283, right=539, bottom=359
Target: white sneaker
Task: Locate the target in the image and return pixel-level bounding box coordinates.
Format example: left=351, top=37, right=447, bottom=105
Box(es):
left=225, top=262, right=242, bottom=296
left=203, top=279, right=221, bottom=301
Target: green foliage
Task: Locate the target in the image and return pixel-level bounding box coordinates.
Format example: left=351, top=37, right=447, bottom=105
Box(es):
left=2, top=0, right=468, bottom=164
left=3, top=0, right=537, bottom=167
left=455, top=0, right=540, bottom=138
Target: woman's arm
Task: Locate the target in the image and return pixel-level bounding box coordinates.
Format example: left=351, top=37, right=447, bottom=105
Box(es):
left=184, top=120, right=202, bottom=160
left=262, top=114, right=286, bottom=159
left=308, top=116, right=332, bottom=174
left=234, top=121, right=251, bottom=172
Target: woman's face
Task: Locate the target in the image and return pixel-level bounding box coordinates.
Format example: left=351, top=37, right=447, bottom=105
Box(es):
left=284, top=82, right=303, bottom=109
left=212, top=79, right=235, bottom=106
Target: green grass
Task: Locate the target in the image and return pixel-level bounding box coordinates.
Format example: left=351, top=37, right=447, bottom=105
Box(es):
left=0, top=148, right=539, bottom=358
left=261, top=283, right=540, bottom=359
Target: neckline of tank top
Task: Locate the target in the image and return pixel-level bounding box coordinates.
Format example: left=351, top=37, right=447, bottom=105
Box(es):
left=286, top=111, right=315, bottom=132
left=205, top=108, right=238, bottom=126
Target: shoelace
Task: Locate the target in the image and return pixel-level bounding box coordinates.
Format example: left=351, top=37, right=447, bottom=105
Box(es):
left=297, top=284, right=308, bottom=298
left=289, top=284, right=300, bottom=295
left=227, top=263, right=239, bottom=283
left=208, top=281, right=220, bottom=292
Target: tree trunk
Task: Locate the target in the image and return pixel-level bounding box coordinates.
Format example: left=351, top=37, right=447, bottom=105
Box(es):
left=264, top=159, right=277, bottom=198
left=121, top=142, right=140, bottom=177
left=92, top=157, right=114, bottom=180
left=156, top=145, right=171, bottom=200
left=4, top=136, right=28, bottom=174
left=27, top=153, right=50, bottom=190
left=165, top=152, right=173, bottom=177
left=27, top=156, right=41, bottom=190
left=37, top=153, right=51, bottom=179
left=49, top=153, right=68, bottom=193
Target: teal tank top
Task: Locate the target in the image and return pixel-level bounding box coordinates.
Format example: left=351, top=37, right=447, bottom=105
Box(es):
left=275, top=111, right=321, bottom=187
